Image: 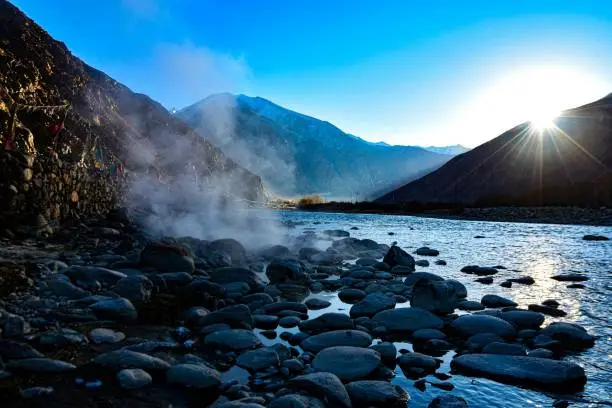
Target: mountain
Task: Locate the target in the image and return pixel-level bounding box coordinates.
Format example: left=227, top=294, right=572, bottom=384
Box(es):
left=377, top=94, right=612, bottom=206
left=178, top=94, right=452, bottom=199
left=423, top=145, right=471, bottom=156
left=0, top=0, right=263, bottom=209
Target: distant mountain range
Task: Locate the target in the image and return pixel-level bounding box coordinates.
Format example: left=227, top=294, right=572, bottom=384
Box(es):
left=179, top=94, right=457, bottom=199
left=423, top=145, right=471, bottom=156
left=377, top=93, right=612, bottom=206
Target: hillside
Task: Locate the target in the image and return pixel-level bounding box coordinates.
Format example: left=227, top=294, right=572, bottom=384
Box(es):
left=377, top=94, right=612, bottom=206
left=178, top=94, right=452, bottom=199
left=0, top=0, right=263, bottom=214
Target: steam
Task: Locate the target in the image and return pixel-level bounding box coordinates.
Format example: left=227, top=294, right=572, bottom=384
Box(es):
left=114, top=42, right=289, bottom=250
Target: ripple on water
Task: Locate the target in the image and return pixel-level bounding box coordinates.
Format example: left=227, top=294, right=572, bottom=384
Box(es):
left=261, top=210, right=612, bottom=407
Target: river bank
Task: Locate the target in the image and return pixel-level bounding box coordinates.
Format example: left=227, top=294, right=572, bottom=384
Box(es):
left=0, top=210, right=608, bottom=407
left=295, top=202, right=612, bottom=226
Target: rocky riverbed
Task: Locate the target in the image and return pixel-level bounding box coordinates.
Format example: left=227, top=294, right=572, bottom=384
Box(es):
left=0, top=210, right=607, bottom=407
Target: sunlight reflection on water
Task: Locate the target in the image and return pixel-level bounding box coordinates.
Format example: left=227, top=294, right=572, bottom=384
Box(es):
left=252, top=211, right=612, bottom=407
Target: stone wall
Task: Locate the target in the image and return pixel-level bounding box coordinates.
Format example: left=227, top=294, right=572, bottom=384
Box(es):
left=0, top=147, right=123, bottom=237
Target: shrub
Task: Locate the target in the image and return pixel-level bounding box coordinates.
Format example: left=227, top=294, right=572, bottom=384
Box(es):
left=297, top=195, right=325, bottom=207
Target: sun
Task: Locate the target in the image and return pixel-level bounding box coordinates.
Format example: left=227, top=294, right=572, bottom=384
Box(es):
left=530, top=108, right=559, bottom=132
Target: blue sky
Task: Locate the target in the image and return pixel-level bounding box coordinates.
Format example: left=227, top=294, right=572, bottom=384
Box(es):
left=12, top=0, right=612, bottom=147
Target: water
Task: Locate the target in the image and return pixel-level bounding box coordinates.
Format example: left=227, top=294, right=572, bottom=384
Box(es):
left=257, top=210, right=612, bottom=408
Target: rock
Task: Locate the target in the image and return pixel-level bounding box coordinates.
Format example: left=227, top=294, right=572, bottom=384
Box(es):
left=7, top=358, right=76, bottom=373
left=481, top=295, right=517, bottom=308
left=289, top=372, right=351, bottom=408
left=528, top=349, right=554, bottom=358
left=528, top=304, right=567, bottom=317
left=141, top=242, right=195, bottom=272
left=456, top=300, right=484, bottom=311
left=372, top=307, right=444, bottom=333
left=204, top=329, right=261, bottom=351
left=305, top=298, right=331, bottom=310
left=196, top=304, right=253, bottom=329
left=461, top=266, right=497, bottom=276
left=369, top=342, right=397, bottom=367
left=253, top=315, right=279, bottom=330
left=541, top=322, right=595, bottom=349
left=93, top=350, right=171, bottom=371
left=112, top=275, right=153, bottom=302
left=20, top=386, right=55, bottom=398
left=299, top=313, right=354, bottom=332
left=481, top=342, right=527, bottom=356
left=551, top=274, right=589, bottom=282
left=428, top=395, right=468, bottom=408
left=41, top=277, right=87, bottom=299
left=500, top=311, right=545, bottom=329
left=261, top=302, right=308, bottom=315
left=390, top=265, right=415, bottom=275
left=475, top=277, right=493, bottom=284
left=0, top=340, right=44, bottom=359
left=415, top=260, right=430, bottom=267
left=451, top=354, right=587, bottom=390
left=346, top=380, right=410, bottom=407
left=582, top=234, right=608, bottom=241
left=62, top=266, right=127, bottom=286
left=383, top=246, right=415, bottom=270
left=435, top=260, right=447, bottom=265
left=350, top=292, right=396, bottom=318
left=277, top=282, right=311, bottom=301
left=158, top=272, right=194, bottom=287
left=416, top=247, right=439, bottom=256
left=200, top=324, right=231, bottom=336
left=206, top=239, right=246, bottom=264
left=398, top=352, right=438, bottom=378
left=117, top=368, right=153, bottom=389
left=465, top=333, right=504, bottom=351
left=269, top=394, right=325, bottom=408
left=208, top=267, right=265, bottom=292
left=312, top=346, right=381, bottom=381
left=89, top=328, right=126, bottom=344
left=260, top=245, right=291, bottom=260
left=166, top=363, right=221, bottom=389
left=236, top=348, right=279, bottom=372
left=509, top=276, right=535, bottom=285
left=90, top=297, right=137, bottom=321
left=411, top=280, right=459, bottom=314
left=279, top=316, right=301, bottom=328
left=1, top=314, right=29, bottom=338
left=403, top=272, right=444, bottom=294
left=567, top=283, right=585, bottom=289
left=301, top=330, right=373, bottom=353
left=356, top=258, right=378, bottom=267
left=450, top=315, right=516, bottom=338
left=38, top=328, right=86, bottom=347
left=412, top=329, right=446, bottom=341
left=338, top=288, right=366, bottom=302
left=266, top=259, right=309, bottom=284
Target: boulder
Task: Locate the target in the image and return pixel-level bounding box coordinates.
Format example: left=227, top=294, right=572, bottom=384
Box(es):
left=166, top=363, right=221, bottom=389
left=89, top=328, right=126, bottom=344
left=410, top=280, right=459, bottom=314
left=141, top=242, right=194, bottom=272
left=41, top=277, right=87, bottom=299
left=383, top=246, right=415, bottom=270
left=528, top=304, right=567, bottom=317
left=93, top=350, right=171, bottom=371
left=450, top=315, right=516, bottom=338
left=398, top=352, right=438, bottom=378
left=451, top=354, right=587, bottom=390
left=338, top=288, right=366, bottom=302
left=236, top=348, right=279, bottom=372
left=90, top=297, right=137, bottom=321
left=412, top=329, right=446, bottom=341
left=208, top=268, right=265, bottom=292
left=6, top=358, right=76, bottom=373
left=206, top=239, right=246, bottom=265
left=465, top=333, right=504, bottom=351
left=416, top=247, right=439, bottom=256
left=372, top=307, right=444, bottom=333
left=112, top=275, right=153, bottom=303
left=62, top=266, right=126, bottom=286
left=253, top=315, right=279, bottom=330
left=350, top=292, right=396, bottom=318
left=194, top=304, right=253, bottom=329
left=269, top=394, right=324, bottom=408
left=500, top=311, right=545, bottom=330
left=204, top=329, right=261, bottom=351
left=582, top=234, right=608, bottom=241
left=456, top=300, right=485, bottom=311
left=346, top=380, right=410, bottom=407
left=541, top=322, right=595, bottom=349
left=261, top=301, right=308, bottom=315
left=551, top=274, right=589, bottom=282
left=312, top=346, right=381, bottom=381
left=305, top=298, right=331, bottom=310
left=428, top=395, right=468, bottom=408
left=117, top=368, right=152, bottom=389
left=481, top=295, right=518, bottom=308
left=266, top=259, right=309, bottom=284
left=299, top=313, right=354, bottom=332
left=289, top=372, right=351, bottom=408
left=0, top=340, right=44, bottom=359
left=403, top=272, right=444, bottom=295
left=301, top=330, right=373, bottom=353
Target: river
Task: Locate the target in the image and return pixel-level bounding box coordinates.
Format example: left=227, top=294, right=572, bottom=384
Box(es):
left=250, top=210, right=612, bottom=407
